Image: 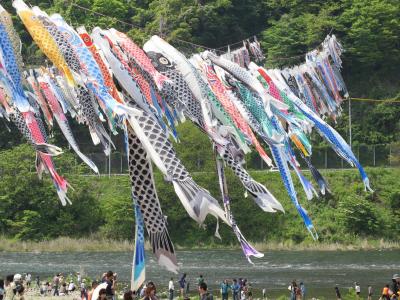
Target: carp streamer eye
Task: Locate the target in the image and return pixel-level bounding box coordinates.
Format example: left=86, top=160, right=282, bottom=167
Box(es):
left=159, top=56, right=169, bottom=65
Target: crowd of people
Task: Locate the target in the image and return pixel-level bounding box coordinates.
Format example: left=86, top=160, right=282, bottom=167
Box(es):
left=0, top=274, right=26, bottom=300
left=168, top=275, right=254, bottom=300
left=0, top=271, right=119, bottom=300
left=334, top=274, right=400, bottom=300
left=330, top=274, right=400, bottom=300
left=0, top=271, right=399, bottom=300
left=287, top=281, right=306, bottom=300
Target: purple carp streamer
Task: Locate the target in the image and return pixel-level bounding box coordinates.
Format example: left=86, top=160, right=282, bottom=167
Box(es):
left=0, top=0, right=371, bottom=283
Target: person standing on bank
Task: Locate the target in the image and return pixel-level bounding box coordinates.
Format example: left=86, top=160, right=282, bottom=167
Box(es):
left=220, top=280, right=230, bottom=300
left=168, top=278, right=174, bottom=300
left=178, top=274, right=186, bottom=298
left=53, top=273, right=60, bottom=296
left=231, top=279, right=240, bottom=300
left=299, top=282, right=306, bottom=300
left=354, top=282, right=361, bottom=299
left=334, top=286, right=342, bottom=300
left=367, top=285, right=372, bottom=300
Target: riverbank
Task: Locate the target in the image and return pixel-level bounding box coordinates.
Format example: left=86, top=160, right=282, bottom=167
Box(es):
left=1, top=236, right=399, bottom=252
left=2, top=250, right=397, bottom=300
left=15, top=286, right=361, bottom=300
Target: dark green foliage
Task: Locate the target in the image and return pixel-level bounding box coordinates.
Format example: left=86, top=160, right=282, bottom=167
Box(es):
left=0, top=145, right=103, bottom=240
left=1, top=143, right=399, bottom=244
left=337, top=196, right=383, bottom=235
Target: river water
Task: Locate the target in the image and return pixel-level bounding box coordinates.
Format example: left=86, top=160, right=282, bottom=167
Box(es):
left=1, top=250, right=399, bottom=299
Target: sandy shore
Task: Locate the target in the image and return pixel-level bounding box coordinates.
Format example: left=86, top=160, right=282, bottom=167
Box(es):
left=24, top=289, right=80, bottom=300
left=28, top=297, right=76, bottom=300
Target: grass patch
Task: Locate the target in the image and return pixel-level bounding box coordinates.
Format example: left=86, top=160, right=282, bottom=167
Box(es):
left=0, top=235, right=136, bottom=252
left=0, top=236, right=399, bottom=252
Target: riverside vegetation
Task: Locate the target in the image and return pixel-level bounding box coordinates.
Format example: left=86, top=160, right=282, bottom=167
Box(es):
left=0, top=141, right=399, bottom=248
left=0, top=0, right=399, bottom=246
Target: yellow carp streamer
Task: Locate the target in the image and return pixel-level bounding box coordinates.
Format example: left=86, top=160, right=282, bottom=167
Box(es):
left=12, top=0, right=75, bottom=86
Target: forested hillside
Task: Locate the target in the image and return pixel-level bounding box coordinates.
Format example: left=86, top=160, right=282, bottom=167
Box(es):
left=1, top=0, right=399, bottom=148
left=1, top=144, right=400, bottom=245
left=0, top=0, right=399, bottom=243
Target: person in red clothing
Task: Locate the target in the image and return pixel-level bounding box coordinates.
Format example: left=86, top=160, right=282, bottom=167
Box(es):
left=382, top=284, right=390, bottom=300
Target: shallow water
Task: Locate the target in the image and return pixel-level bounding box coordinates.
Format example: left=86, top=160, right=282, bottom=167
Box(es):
left=0, top=250, right=399, bottom=299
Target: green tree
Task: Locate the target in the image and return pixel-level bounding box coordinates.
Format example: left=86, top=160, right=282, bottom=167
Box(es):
left=0, top=145, right=104, bottom=240
left=338, top=195, right=383, bottom=236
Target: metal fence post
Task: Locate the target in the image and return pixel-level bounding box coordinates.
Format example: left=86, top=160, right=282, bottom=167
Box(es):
left=120, top=152, right=123, bottom=173
left=373, top=145, right=376, bottom=166
left=108, top=129, right=111, bottom=177
left=349, top=98, right=352, bottom=148
left=104, top=154, right=107, bottom=175
left=108, top=153, right=111, bottom=177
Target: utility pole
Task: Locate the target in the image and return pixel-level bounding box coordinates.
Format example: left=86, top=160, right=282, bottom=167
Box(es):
left=108, top=128, right=111, bottom=178
left=159, top=16, right=164, bottom=38
left=349, top=98, right=352, bottom=148
left=159, top=0, right=168, bottom=38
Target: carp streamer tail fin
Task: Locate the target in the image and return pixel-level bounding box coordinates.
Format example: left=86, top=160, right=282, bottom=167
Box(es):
left=172, top=178, right=230, bottom=226
left=131, top=203, right=146, bottom=291
left=243, top=180, right=284, bottom=213
left=149, top=229, right=178, bottom=273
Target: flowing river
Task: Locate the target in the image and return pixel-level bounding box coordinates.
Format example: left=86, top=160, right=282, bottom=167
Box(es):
left=1, top=250, right=399, bottom=299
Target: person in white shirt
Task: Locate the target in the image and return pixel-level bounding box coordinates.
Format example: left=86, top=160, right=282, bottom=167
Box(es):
left=25, top=274, right=31, bottom=288
left=168, top=278, right=174, bottom=300
left=140, top=284, right=146, bottom=298
left=81, top=279, right=88, bottom=300
left=68, top=281, right=76, bottom=292
left=355, top=282, right=361, bottom=298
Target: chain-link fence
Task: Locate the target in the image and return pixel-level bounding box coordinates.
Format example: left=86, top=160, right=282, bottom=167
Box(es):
left=72, top=143, right=399, bottom=175
left=247, top=144, right=395, bottom=170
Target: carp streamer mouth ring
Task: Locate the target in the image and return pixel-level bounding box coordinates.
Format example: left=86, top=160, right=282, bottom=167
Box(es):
left=81, top=34, right=91, bottom=45
left=159, top=56, right=169, bottom=65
